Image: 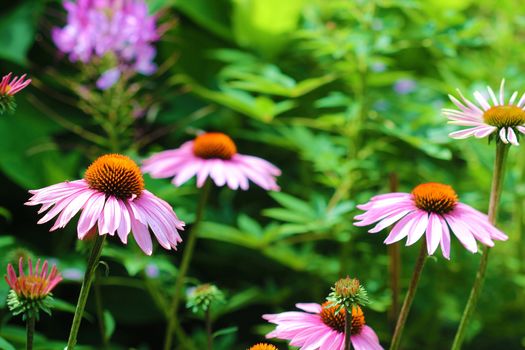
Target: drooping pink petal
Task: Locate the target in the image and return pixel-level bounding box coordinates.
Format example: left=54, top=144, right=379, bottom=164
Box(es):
left=443, top=214, right=478, bottom=253
left=426, top=213, right=442, bottom=255
left=406, top=211, right=429, bottom=246
left=439, top=216, right=451, bottom=260
left=296, top=303, right=323, bottom=313
left=499, top=127, right=509, bottom=144
left=384, top=211, right=420, bottom=244
left=77, top=193, right=106, bottom=239
left=507, top=127, right=519, bottom=146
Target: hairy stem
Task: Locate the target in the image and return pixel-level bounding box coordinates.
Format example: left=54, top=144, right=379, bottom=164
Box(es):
left=344, top=308, right=352, bottom=350
left=389, top=240, right=427, bottom=350
left=66, top=234, right=106, bottom=350
left=26, top=314, right=35, bottom=350
left=163, top=182, right=211, bottom=350
left=451, top=142, right=509, bottom=350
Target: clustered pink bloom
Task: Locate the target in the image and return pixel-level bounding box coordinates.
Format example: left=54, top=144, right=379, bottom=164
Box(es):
left=26, top=154, right=184, bottom=255
left=444, top=79, right=525, bottom=145
left=354, top=182, right=508, bottom=259
left=263, top=302, right=383, bottom=350
left=0, top=73, right=31, bottom=96
left=142, top=132, right=281, bottom=191
left=5, top=258, right=62, bottom=300
left=52, top=0, right=158, bottom=89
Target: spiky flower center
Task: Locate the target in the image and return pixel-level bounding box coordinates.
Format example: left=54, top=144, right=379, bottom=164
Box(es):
left=17, top=276, right=49, bottom=300
left=84, top=154, right=144, bottom=199
left=193, top=132, right=237, bottom=160
left=320, top=302, right=365, bottom=335
left=412, top=182, right=458, bottom=214
left=248, top=343, right=278, bottom=350
left=483, top=105, right=525, bottom=128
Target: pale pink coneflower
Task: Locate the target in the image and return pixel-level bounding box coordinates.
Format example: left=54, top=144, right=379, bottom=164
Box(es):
left=354, top=182, right=508, bottom=259
left=26, top=154, right=184, bottom=255
left=142, top=132, right=281, bottom=190
left=444, top=79, right=525, bottom=145
left=263, top=302, right=383, bottom=350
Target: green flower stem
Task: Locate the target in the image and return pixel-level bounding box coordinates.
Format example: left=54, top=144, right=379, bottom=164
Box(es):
left=452, top=142, right=509, bottom=350
left=389, top=240, right=428, bottom=350
left=344, top=309, right=352, bottom=350
left=205, top=308, right=213, bottom=350
left=66, top=234, right=106, bottom=350
left=163, top=181, right=212, bottom=350
left=94, top=270, right=108, bottom=349
left=26, top=314, right=35, bottom=350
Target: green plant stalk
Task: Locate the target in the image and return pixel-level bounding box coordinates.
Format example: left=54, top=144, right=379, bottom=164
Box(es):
left=26, top=314, right=35, bottom=350
left=389, top=240, right=428, bottom=350
left=451, top=142, right=509, bottom=350
left=163, top=181, right=212, bottom=350
left=344, top=308, right=352, bottom=350
left=66, top=234, right=106, bottom=350
left=206, top=308, right=213, bottom=350
left=94, top=270, right=108, bottom=349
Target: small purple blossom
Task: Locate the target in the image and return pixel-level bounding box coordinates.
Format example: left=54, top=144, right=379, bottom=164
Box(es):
left=61, top=268, right=84, bottom=281
left=371, top=62, right=386, bottom=73
left=394, top=79, right=417, bottom=95
left=145, top=263, right=160, bottom=278
left=96, top=68, right=121, bottom=90
left=53, top=0, right=159, bottom=89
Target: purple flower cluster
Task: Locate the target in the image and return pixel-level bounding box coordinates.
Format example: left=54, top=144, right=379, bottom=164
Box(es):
left=52, top=0, right=159, bottom=89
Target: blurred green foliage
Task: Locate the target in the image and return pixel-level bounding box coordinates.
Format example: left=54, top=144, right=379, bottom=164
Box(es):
left=1, top=0, right=525, bottom=349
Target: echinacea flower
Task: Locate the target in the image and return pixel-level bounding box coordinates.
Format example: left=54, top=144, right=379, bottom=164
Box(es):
left=263, top=302, right=383, bottom=350
left=142, top=132, right=281, bottom=191
left=26, top=154, right=184, bottom=255
left=5, top=257, right=62, bottom=319
left=0, top=73, right=31, bottom=114
left=248, top=344, right=278, bottom=350
left=52, top=0, right=158, bottom=89
left=0, top=73, right=31, bottom=96
left=354, top=182, right=508, bottom=259
left=444, top=79, right=525, bottom=145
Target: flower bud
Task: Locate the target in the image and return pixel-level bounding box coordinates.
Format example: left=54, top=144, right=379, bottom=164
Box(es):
left=186, top=283, right=225, bottom=313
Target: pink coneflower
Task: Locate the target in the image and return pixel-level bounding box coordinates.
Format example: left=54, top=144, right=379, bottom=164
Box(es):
left=5, top=257, right=62, bottom=301
left=0, top=73, right=31, bottom=115
left=354, top=182, right=508, bottom=259
left=26, top=154, right=184, bottom=255
left=142, top=132, right=281, bottom=190
left=263, top=302, right=383, bottom=350
left=444, top=79, right=525, bottom=145
left=0, top=73, right=31, bottom=96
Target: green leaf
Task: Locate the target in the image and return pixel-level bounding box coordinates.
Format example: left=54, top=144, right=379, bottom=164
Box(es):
left=0, top=207, right=12, bottom=221
left=232, top=0, right=304, bottom=57
left=0, top=98, right=83, bottom=188
left=0, top=2, right=44, bottom=64
left=199, top=221, right=261, bottom=248
left=212, top=326, right=238, bottom=339
left=0, top=337, right=15, bottom=350
left=268, top=192, right=314, bottom=216
left=175, top=0, right=232, bottom=41
left=104, top=310, right=116, bottom=339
